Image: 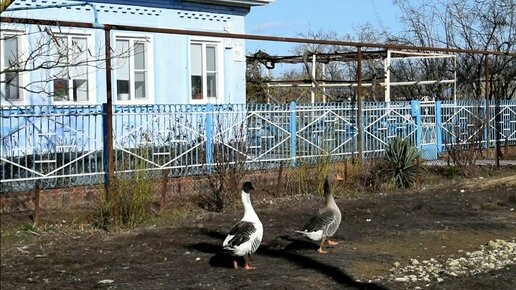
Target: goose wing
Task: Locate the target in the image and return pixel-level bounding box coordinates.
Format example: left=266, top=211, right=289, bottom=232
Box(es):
left=224, top=221, right=256, bottom=248
left=302, top=208, right=336, bottom=232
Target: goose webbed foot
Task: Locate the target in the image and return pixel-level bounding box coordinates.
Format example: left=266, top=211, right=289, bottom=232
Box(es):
left=317, top=240, right=329, bottom=254
left=243, top=254, right=257, bottom=270
left=327, top=239, right=338, bottom=246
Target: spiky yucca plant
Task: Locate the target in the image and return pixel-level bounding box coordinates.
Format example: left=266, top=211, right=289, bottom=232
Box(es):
left=383, top=137, right=420, bottom=188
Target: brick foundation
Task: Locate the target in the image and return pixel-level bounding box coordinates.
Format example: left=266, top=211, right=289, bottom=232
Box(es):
left=0, top=167, right=290, bottom=214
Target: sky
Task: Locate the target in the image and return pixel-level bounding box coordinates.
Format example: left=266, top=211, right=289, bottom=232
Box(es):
left=245, top=0, right=402, bottom=55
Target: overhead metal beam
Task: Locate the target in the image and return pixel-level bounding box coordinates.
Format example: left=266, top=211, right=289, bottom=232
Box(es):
left=1, top=16, right=515, bottom=57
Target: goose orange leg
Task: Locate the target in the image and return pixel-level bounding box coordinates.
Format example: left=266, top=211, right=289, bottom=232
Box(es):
left=244, top=255, right=256, bottom=270
left=327, top=240, right=339, bottom=246
left=317, top=239, right=329, bottom=254
left=233, top=260, right=238, bottom=269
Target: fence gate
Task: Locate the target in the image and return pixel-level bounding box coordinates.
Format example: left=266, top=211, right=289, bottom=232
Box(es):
left=420, top=101, right=438, bottom=160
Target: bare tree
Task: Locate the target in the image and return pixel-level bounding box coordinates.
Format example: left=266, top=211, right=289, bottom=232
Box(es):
left=1, top=19, right=140, bottom=105
left=392, top=0, right=516, bottom=100
left=249, top=1, right=514, bottom=102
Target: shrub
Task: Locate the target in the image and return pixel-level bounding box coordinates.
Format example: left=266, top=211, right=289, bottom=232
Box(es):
left=94, top=146, right=156, bottom=229
left=381, top=137, right=421, bottom=188
left=445, top=166, right=461, bottom=178
left=95, top=170, right=155, bottom=229
left=285, top=153, right=332, bottom=196
left=199, top=120, right=247, bottom=212
left=350, top=159, right=384, bottom=191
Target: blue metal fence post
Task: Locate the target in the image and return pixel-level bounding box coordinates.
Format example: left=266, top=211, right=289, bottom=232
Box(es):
left=411, top=100, right=422, bottom=149
left=435, top=101, right=443, bottom=154
left=205, top=104, right=213, bottom=173
left=483, top=97, right=488, bottom=149
left=290, top=101, right=297, bottom=167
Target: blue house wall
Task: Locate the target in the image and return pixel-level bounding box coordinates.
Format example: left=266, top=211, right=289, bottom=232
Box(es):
left=1, top=0, right=253, bottom=106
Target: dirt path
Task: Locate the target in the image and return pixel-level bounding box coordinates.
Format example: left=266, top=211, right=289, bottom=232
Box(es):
left=1, top=177, right=516, bottom=289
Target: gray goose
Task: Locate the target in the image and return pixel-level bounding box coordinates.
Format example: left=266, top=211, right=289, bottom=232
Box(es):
left=296, top=174, right=343, bottom=253
left=223, top=182, right=263, bottom=269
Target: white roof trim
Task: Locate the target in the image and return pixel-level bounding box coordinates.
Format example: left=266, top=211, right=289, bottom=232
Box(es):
left=182, top=0, right=273, bottom=8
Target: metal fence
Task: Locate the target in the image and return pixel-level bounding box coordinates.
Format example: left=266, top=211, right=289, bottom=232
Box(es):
left=1, top=99, right=515, bottom=192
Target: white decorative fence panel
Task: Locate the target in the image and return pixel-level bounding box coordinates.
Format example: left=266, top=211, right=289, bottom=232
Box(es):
left=2, top=100, right=515, bottom=192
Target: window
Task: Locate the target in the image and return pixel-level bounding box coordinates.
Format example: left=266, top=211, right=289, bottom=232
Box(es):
left=190, top=42, right=219, bottom=101
left=51, top=35, right=90, bottom=103
left=1, top=33, right=22, bottom=102
left=115, top=38, right=149, bottom=102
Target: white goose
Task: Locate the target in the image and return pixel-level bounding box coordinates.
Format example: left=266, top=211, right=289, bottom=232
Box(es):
left=223, top=181, right=263, bottom=270
left=296, top=174, right=344, bottom=253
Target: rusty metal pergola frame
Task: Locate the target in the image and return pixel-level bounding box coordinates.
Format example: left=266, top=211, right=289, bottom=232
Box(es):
left=247, top=49, right=458, bottom=103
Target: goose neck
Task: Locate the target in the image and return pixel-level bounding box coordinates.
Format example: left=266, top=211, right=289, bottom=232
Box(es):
left=241, top=190, right=257, bottom=218
left=324, top=192, right=336, bottom=207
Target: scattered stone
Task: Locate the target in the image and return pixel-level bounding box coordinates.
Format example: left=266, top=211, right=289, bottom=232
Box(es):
left=383, top=239, right=516, bottom=286
left=98, top=279, right=114, bottom=284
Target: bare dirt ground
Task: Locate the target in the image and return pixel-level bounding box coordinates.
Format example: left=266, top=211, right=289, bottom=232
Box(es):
left=1, top=173, right=516, bottom=290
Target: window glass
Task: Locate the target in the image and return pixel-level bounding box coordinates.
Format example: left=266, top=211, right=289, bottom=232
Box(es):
left=135, top=72, right=146, bottom=99
left=70, top=38, right=88, bottom=78
left=116, top=40, right=130, bottom=100
left=190, top=43, right=202, bottom=99
left=206, top=45, right=217, bottom=98
left=134, top=42, right=146, bottom=70
left=207, top=72, right=216, bottom=98
left=190, top=43, right=218, bottom=101
left=53, top=79, right=69, bottom=101
left=71, top=37, right=88, bottom=102
left=73, top=79, right=88, bottom=102
left=115, top=39, right=149, bottom=101
left=206, top=46, right=216, bottom=72
left=5, top=72, right=20, bottom=100
left=4, top=36, right=18, bottom=67
left=3, top=35, right=20, bottom=100
left=53, top=36, right=68, bottom=78
left=51, top=35, right=91, bottom=102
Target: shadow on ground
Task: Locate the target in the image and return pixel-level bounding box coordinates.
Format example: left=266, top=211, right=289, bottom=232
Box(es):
left=189, top=229, right=390, bottom=290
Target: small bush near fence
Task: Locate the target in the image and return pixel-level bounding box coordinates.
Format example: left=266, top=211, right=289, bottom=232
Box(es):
left=381, top=137, right=421, bottom=189
left=94, top=149, right=157, bottom=229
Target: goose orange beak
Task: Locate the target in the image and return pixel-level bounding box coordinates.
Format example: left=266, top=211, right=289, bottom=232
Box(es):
left=336, top=174, right=344, bottom=181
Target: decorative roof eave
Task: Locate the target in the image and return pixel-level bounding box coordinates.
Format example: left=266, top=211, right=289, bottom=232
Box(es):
left=181, top=0, right=273, bottom=8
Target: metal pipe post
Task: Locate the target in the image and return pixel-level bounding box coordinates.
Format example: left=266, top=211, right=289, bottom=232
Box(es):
left=384, top=50, right=391, bottom=102
left=311, top=54, right=316, bottom=104
left=357, top=47, right=363, bottom=163
left=103, top=27, right=116, bottom=221
left=485, top=55, right=491, bottom=158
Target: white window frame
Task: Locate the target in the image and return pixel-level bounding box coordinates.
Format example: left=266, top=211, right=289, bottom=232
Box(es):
left=189, top=39, right=224, bottom=104
left=0, top=29, right=27, bottom=105
left=50, top=31, right=96, bottom=105
left=113, top=33, right=154, bottom=105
